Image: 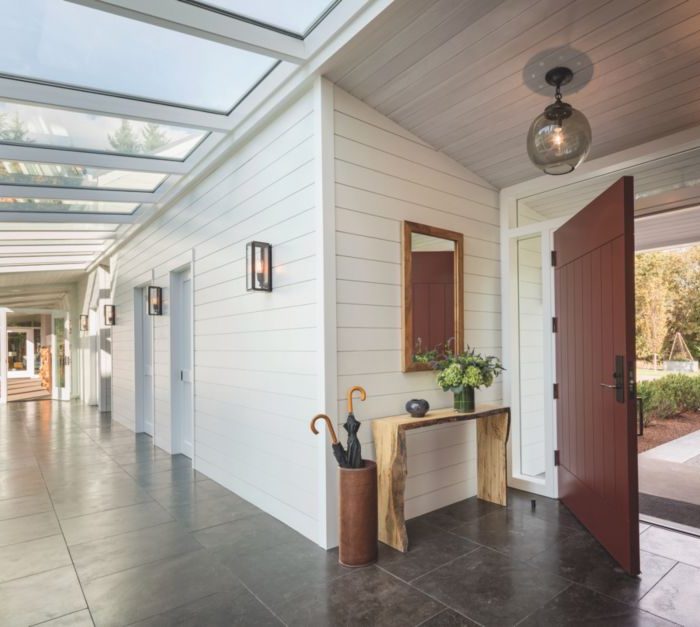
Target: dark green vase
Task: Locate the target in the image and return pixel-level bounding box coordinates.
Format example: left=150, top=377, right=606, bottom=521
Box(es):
left=453, top=387, right=475, bottom=412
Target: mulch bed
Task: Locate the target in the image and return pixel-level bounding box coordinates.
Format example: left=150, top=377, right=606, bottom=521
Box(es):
left=637, top=411, right=700, bottom=454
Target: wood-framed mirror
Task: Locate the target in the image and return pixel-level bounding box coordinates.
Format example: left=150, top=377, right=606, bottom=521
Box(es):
left=402, top=221, right=464, bottom=372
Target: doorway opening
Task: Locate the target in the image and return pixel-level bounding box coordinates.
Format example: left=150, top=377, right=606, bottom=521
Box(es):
left=5, top=313, right=53, bottom=402
left=170, top=267, right=193, bottom=459
left=134, top=286, right=155, bottom=436
left=634, top=243, right=700, bottom=532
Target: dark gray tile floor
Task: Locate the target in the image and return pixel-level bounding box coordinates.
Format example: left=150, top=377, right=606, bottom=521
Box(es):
left=1, top=401, right=699, bottom=626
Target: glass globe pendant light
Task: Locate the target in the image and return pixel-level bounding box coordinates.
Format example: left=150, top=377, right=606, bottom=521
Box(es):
left=527, top=66, right=592, bottom=175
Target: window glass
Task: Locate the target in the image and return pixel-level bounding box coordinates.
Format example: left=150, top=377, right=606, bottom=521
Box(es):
left=0, top=101, right=207, bottom=160
left=0, top=160, right=165, bottom=191
left=1, top=0, right=276, bottom=112
left=197, top=0, right=335, bottom=35
left=0, top=198, right=139, bottom=214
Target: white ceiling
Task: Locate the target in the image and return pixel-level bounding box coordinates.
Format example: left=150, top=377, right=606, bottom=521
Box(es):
left=325, top=0, right=700, bottom=189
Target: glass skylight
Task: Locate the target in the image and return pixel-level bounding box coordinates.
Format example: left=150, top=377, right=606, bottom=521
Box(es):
left=196, top=0, right=336, bottom=36
left=1, top=0, right=276, bottom=112
left=0, top=161, right=165, bottom=192
left=0, top=198, right=140, bottom=215
left=0, top=102, right=208, bottom=160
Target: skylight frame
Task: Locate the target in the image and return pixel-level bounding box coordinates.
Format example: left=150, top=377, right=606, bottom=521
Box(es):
left=181, top=0, right=343, bottom=39
left=0, top=198, right=141, bottom=216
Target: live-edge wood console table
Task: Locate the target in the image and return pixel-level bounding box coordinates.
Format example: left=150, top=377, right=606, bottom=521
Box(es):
left=371, top=404, right=510, bottom=552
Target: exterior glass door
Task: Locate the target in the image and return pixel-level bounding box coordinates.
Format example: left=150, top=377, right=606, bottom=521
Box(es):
left=7, top=331, right=28, bottom=375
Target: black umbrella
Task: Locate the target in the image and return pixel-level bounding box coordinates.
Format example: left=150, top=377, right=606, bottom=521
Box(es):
left=310, top=414, right=348, bottom=468
left=344, top=386, right=367, bottom=469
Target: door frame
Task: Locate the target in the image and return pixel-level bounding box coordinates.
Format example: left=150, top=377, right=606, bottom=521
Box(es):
left=134, top=284, right=155, bottom=436
left=170, top=264, right=195, bottom=460
left=51, top=311, right=71, bottom=401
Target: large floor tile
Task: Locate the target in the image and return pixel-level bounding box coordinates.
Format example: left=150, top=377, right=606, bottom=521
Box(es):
left=71, top=520, right=203, bottom=582
left=275, top=565, right=445, bottom=627
left=413, top=547, right=569, bottom=626
left=0, top=534, right=72, bottom=583
left=640, top=525, right=700, bottom=567
left=61, top=500, right=172, bottom=546
left=0, top=510, right=60, bottom=547
left=639, top=562, right=700, bottom=626
left=30, top=609, right=94, bottom=626
left=529, top=532, right=677, bottom=605
left=193, top=511, right=300, bottom=555
left=0, top=566, right=86, bottom=627
left=131, top=587, right=282, bottom=626
left=0, top=491, right=52, bottom=521
left=146, top=478, right=234, bottom=509
left=168, top=493, right=260, bottom=530
left=377, top=518, right=479, bottom=582
left=82, top=548, right=240, bottom=627
left=416, top=495, right=504, bottom=530
left=228, top=533, right=351, bottom=611
left=520, top=583, right=676, bottom=626
left=451, top=506, right=586, bottom=561
left=52, top=483, right=154, bottom=520
left=418, top=609, right=478, bottom=626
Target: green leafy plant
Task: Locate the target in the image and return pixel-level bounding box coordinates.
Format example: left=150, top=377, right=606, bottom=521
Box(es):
left=637, top=374, right=700, bottom=424
left=414, top=341, right=504, bottom=392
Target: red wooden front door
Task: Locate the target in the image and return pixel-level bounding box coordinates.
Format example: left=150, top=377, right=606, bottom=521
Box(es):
left=553, top=176, right=640, bottom=575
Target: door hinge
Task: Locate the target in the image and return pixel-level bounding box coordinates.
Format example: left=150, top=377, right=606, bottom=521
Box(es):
left=551, top=250, right=557, bottom=267
left=554, top=450, right=560, bottom=466
left=553, top=383, right=559, bottom=399
left=552, top=317, right=558, bottom=333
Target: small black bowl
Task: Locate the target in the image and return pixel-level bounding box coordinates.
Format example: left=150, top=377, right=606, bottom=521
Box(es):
left=406, top=399, right=429, bottom=418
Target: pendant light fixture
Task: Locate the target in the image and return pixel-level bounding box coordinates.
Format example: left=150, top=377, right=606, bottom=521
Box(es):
left=526, top=66, right=591, bottom=175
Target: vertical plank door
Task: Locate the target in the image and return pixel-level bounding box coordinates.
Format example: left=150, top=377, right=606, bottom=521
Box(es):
left=553, top=176, right=639, bottom=575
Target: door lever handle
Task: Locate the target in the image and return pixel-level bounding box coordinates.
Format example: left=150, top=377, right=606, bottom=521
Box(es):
left=600, top=383, right=619, bottom=389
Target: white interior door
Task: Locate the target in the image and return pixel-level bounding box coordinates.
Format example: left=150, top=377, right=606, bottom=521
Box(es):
left=136, top=288, right=154, bottom=436
left=172, top=268, right=193, bottom=458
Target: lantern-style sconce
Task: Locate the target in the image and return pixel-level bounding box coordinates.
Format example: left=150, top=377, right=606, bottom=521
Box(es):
left=246, top=241, right=272, bottom=292
left=104, top=304, right=116, bottom=326
left=148, top=286, right=163, bottom=316
left=79, top=314, right=88, bottom=332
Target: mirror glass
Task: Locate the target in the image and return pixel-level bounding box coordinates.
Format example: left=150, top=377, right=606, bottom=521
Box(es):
left=403, top=222, right=463, bottom=371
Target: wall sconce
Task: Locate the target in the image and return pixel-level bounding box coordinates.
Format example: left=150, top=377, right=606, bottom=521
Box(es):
left=148, top=286, right=163, bottom=316
left=104, top=304, right=116, bottom=326
left=246, top=241, right=272, bottom=292
left=79, top=314, right=88, bottom=332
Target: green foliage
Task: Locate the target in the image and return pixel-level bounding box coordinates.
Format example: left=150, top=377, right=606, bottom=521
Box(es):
left=141, top=123, right=169, bottom=153
left=636, top=246, right=700, bottom=362
left=0, top=112, right=32, bottom=142
left=108, top=120, right=170, bottom=154
left=108, top=119, right=141, bottom=154
left=414, top=343, right=504, bottom=392
left=637, top=374, right=700, bottom=423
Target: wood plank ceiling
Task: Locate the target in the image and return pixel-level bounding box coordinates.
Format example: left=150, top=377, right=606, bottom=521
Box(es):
left=324, top=0, right=700, bottom=189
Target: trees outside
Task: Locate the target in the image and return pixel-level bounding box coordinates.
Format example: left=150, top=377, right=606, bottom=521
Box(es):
left=107, top=120, right=170, bottom=155
left=636, top=245, right=700, bottom=364
left=0, top=112, right=32, bottom=142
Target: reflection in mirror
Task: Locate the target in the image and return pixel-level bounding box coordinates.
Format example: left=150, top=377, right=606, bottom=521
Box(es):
left=402, top=222, right=463, bottom=372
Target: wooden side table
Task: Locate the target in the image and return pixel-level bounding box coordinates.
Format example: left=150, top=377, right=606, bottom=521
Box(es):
left=371, top=404, right=510, bottom=552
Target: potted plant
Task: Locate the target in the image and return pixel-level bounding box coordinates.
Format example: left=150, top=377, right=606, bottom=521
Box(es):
left=415, top=342, right=504, bottom=412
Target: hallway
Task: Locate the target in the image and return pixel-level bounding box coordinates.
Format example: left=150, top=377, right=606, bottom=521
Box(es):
left=0, top=402, right=698, bottom=625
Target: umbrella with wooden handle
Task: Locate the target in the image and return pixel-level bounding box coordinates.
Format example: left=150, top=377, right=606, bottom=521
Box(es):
left=343, top=386, right=366, bottom=469
left=310, top=413, right=348, bottom=468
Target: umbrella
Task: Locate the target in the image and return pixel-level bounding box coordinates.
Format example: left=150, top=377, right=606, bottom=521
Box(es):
left=310, top=413, right=348, bottom=468
left=344, top=386, right=367, bottom=469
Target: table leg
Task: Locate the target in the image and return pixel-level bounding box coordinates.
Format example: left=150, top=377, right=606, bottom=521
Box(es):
left=372, top=422, right=409, bottom=552
left=476, top=411, right=509, bottom=506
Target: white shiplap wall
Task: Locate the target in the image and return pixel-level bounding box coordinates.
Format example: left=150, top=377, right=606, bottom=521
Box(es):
left=332, top=87, right=502, bottom=519
left=109, top=92, right=322, bottom=541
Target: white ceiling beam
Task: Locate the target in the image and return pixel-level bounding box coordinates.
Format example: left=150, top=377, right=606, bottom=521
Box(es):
left=0, top=244, right=106, bottom=254
left=69, top=0, right=305, bottom=63
left=0, top=255, right=95, bottom=264
left=0, top=212, right=133, bottom=224
left=0, top=263, right=88, bottom=273
left=0, top=145, right=189, bottom=175
left=0, top=77, right=232, bottom=132
left=0, top=185, right=156, bottom=203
